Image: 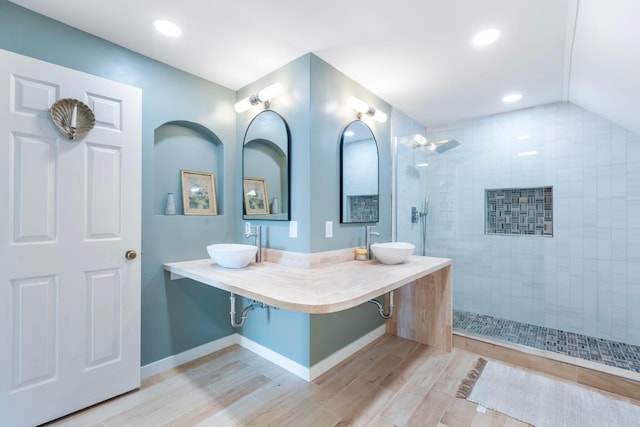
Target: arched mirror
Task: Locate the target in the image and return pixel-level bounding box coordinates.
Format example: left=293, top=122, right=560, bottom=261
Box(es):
left=340, top=120, right=379, bottom=223
left=243, top=110, right=290, bottom=220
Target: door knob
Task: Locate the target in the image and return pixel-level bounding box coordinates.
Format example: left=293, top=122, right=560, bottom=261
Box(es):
left=125, top=250, right=137, bottom=260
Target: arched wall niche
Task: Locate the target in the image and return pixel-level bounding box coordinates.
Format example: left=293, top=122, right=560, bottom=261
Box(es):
left=153, top=120, right=224, bottom=215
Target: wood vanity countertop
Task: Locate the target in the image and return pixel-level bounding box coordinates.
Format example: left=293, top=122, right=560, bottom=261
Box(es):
left=164, top=256, right=451, bottom=314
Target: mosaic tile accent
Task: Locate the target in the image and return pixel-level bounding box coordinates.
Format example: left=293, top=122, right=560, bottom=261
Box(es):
left=485, top=186, right=553, bottom=236
left=347, top=195, right=378, bottom=222
left=453, top=310, right=640, bottom=373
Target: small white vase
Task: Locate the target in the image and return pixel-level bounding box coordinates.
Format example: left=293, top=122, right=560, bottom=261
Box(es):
left=271, top=197, right=279, bottom=214
left=165, top=193, right=176, bottom=215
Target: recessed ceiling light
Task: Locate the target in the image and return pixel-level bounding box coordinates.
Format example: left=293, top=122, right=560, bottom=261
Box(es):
left=502, top=93, right=522, bottom=103
left=153, top=19, right=182, bottom=37
left=472, top=29, right=500, bottom=46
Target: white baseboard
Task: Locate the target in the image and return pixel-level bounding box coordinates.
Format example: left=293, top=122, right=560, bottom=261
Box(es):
left=141, top=325, right=387, bottom=382
left=236, top=335, right=311, bottom=380
left=308, top=324, right=386, bottom=380
left=140, top=334, right=237, bottom=380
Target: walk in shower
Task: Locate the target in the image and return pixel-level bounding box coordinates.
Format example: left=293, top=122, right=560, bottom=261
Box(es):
left=392, top=103, right=640, bottom=373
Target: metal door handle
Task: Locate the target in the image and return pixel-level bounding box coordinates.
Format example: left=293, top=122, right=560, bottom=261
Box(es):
left=125, top=250, right=137, bottom=260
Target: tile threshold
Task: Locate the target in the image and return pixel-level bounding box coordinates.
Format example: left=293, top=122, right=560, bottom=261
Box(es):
left=453, top=310, right=640, bottom=374
left=453, top=330, right=640, bottom=384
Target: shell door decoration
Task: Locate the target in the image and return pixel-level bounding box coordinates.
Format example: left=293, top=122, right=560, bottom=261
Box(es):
left=50, top=98, right=95, bottom=140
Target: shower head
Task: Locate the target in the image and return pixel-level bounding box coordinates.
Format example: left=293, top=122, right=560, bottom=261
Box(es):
left=426, top=139, right=460, bottom=153
left=410, top=134, right=429, bottom=149
left=410, top=134, right=461, bottom=153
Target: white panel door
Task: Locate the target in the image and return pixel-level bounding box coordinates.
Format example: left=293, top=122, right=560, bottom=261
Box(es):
left=0, top=49, right=142, bottom=427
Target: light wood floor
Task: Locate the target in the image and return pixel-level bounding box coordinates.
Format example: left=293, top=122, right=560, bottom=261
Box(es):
left=45, top=334, right=531, bottom=427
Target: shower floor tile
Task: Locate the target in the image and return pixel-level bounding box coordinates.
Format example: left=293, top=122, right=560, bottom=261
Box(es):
left=453, top=310, right=640, bottom=373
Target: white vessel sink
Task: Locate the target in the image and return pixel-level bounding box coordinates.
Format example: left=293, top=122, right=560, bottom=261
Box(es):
left=207, top=244, right=258, bottom=268
left=370, top=242, right=415, bottom=265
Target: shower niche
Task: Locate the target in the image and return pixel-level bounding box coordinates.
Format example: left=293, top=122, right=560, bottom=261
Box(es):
left=485, top=186, right=553, bottom=236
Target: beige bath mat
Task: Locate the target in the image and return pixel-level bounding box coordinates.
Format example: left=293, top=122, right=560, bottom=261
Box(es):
left=457, top=358, right=640, bottom=426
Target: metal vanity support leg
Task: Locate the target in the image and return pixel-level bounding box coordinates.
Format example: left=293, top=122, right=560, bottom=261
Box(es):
left=368, top=290, right=395, bottom=319
left=229, top=292, right=265, bottom=328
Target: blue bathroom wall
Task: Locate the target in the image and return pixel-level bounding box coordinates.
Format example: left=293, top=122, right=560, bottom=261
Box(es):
left=2, top=1, right=397, bottom=369
left=235, top=54, right=392, bottom=253
left=307, top=56, right=388, bottom=364
left=235, top=55, right=387, bottom=366
left=309, top=55, right=392, bottom=252
left=234, top=56, right=311, bottom=364
left=235, top=55, right=312, bottom=252
left=309, top=306, right=384, bottom=366
left=0, top=1, right=239, bottom=365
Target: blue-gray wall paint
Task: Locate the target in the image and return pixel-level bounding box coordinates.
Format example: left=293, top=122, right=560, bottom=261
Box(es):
left=1, top=1, right=238, bottom=365
left=234, top=55, right=311, bottom=363
left=235, top=54, right=392, bottom=253
left=307, top=56, right=388, bottom=364
left=235, top=55, right=312, bottom=252
left=1, top=1, right=391, bottom=368
left=235, top=55, right=385, bottom=365
left=154, top=123, right=225, bottom=215
left=309, top=306, right=383, bottom=366
left=309, top=55, right=392, bottom=252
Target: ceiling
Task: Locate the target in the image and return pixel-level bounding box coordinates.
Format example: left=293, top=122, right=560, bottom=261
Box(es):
left=9, top=0, right=640, bottom=134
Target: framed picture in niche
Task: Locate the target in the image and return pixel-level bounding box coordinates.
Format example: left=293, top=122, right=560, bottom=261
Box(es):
left=181, top=170, right=217, bottom=215
left=243, top=177, right=269, bottom=215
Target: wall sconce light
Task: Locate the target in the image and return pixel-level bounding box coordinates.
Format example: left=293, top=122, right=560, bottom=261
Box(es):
left=50, top=98, right=95, bottom=140
left=347, top=96, right=387, bottom=123
left=234, top=82, right=284, bottom=113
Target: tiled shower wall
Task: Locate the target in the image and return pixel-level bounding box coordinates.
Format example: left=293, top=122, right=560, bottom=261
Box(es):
left=423, top=102, right=640, bottom=345
left=392, top=109, right=429, bottom=253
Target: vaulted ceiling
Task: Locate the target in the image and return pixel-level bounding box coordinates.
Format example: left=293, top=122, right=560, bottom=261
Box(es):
left=9, top=0, right=640, bottom=135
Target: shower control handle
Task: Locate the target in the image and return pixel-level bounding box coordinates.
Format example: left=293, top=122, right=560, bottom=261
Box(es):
left=411, top=207, right=419, bottom=223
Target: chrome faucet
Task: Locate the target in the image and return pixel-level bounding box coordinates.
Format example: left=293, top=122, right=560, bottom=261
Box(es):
left=365, top=225, right=380, bottom=260
left=245, top=225, right=262, bottom=263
